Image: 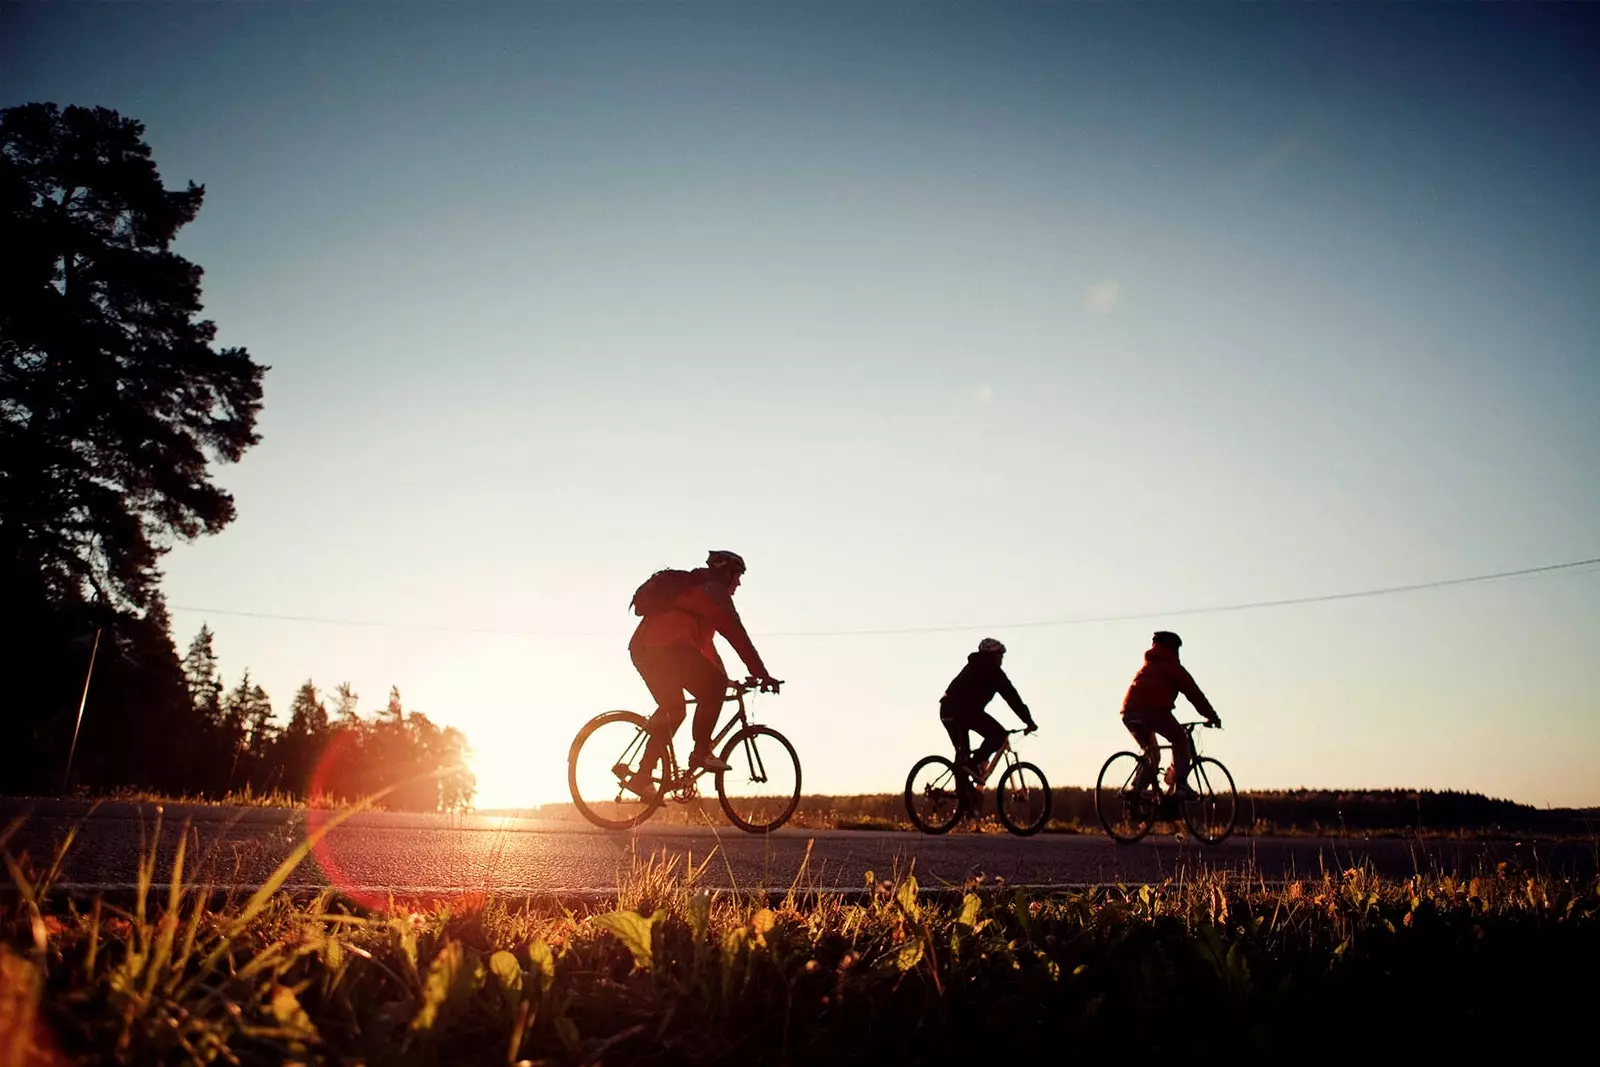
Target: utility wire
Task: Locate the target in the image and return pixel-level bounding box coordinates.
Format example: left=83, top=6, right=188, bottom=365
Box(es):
left=167, top=555, right=1600, bottom=640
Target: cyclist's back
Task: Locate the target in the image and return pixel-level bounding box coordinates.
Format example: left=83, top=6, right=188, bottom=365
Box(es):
left=628, top=551, right=777, bottom=781
left=1121, top=631, right=1220, bottom=798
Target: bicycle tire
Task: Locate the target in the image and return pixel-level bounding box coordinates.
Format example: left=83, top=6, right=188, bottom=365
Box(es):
left=1095, top=750, right=1158, bottom=844
left=1181, top=757, right=1238, bottom=845
left=716, top=725, right=802, bottom=833
left=903, top=755, right=965, bottom=834
left=567, top=710, right=664, bottom=831
left=995, top=761, right=1052, bottom=836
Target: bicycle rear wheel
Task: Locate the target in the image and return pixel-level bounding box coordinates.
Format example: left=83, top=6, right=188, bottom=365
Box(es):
left=1095, top=751, right=1158, bottom=843
left=904, top=755, right=964, bottom=835
left=567, top=710, right=664, bottom=831
left=995, top=761, right=1052, bottom=836
left=716, top=725, right=801, bottom=833
left=1181, top=757, right=1238, bottom=844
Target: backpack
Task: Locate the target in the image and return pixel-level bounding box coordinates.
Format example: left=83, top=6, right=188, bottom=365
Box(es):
left=629, top=567, right=697, bottom=617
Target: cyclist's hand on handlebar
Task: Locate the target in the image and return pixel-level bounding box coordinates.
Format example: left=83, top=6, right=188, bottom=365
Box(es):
left=745, top=674, right=784, bottom=694
left=1206, top=716, right=1222, bottom=729
left=1023, top=723, right=1038, bottom=735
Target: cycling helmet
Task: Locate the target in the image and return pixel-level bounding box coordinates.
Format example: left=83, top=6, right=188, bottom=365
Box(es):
left=1152, top=631, right=1182, bottom=649
left=978, top=637, right=1007, bottom=655
left=706, top=550, right=747, bottom=575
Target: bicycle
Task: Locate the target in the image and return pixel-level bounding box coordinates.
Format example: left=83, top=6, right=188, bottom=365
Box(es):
left=904, top=730, right=1052, bottom=836
left=567, top=676, right=800, bottom=834
left=1093, top=720, right=1237, bottom=844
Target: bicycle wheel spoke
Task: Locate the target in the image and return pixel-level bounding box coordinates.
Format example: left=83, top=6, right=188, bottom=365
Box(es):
left=717, top=727, right=801, bottom=833
left=904, top=756, right=964, bottom=834
left=569, top=712, right=664, bottom=830
left=1181, top=758, right=1238, bottom=844
left=1096, top=751, right=1157, bottom=843
left=996, top=762, right=1051, bottom=836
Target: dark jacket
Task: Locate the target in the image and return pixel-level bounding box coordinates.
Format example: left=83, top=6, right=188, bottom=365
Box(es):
left=940, top=652, right=1035, bottom=727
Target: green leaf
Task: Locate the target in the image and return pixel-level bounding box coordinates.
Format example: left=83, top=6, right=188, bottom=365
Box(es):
left=555, top=1016, right=581, bottom=1056
left=688, top=889, right=711, bottom=941
left=896, top=939, right=924, bottom=972
left=896, top=876, right=920, bottom=920
left=593, top=910, right=660, bottom=971
left=269, top=984, right=317, bottom=1038
left=957, top=892, right=982, bottom=929
left=527, top=939, right=555, bottom=994
left=410, top=941, right=480, bottom=1033
left=489, top=950, right=522, bottom=1015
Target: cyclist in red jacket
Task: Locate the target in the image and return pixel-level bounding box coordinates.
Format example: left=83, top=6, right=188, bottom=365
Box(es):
left=1121, top=631, right=1221, bottom=800
left=625, top=550, right=780, bottom=799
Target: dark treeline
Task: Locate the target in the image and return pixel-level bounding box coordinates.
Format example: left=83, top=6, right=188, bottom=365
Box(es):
left=4, top=622, right=476, bottom=811
left=174, top=624, right=475, bottom=810
left=1, top=102, right=473, bottom=811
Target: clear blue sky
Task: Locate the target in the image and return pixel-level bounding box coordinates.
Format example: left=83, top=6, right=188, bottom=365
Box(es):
left=7, top=2, right=1597, bottom=808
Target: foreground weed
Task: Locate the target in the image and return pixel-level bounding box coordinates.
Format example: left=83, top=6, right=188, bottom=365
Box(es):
left=4, top=826, right=1597, bottom=1065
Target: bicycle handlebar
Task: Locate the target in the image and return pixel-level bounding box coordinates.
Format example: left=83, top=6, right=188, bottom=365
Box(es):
left=733, top=676, right=784, bottom=695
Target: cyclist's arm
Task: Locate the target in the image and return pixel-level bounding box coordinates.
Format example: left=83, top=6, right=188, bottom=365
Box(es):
left=994, top=669, right=1037, bottom=729
left=1176, top=666, right=1219, bottom=723
left=683, top=583, right=771, bottom=679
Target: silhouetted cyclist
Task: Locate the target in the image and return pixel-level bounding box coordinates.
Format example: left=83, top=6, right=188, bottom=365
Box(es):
left=940, top=637, right=1037, bottom=801
left=1121, top=630, right=1221, bottom=800
left=625, top=550, right=780, bottom=800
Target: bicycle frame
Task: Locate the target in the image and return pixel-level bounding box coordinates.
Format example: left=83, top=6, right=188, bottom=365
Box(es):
left=1129, top=722, right=1212, bottom=804
left=617, top=681, right=766, bottom=799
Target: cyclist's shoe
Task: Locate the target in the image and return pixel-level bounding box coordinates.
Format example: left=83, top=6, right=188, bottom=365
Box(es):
left=1172, top=784, right=1201, bottom=802
left=619, top=771, right=659, bottom=804
left=690, top=750, right=731, bottom=774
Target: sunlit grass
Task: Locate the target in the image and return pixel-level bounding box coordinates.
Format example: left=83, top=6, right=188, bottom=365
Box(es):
left=2, top=811, right=1596, bottom=1064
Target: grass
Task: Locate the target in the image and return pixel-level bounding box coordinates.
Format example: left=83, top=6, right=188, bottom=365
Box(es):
left=2, top=810, right=1597, bottom=1064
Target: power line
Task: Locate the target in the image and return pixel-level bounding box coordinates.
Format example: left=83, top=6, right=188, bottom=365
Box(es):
left=763, top=555, right=1600, bottom=637
left=167, top=554, right=1600, bottom=639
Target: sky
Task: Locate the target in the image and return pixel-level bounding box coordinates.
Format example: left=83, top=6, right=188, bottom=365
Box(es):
left=5, top=2, right=1598, bottom=809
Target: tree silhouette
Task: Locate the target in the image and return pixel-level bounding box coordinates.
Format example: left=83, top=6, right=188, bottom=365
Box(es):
left=1, top=102, right=265, bottom=794
left=0, top=102, right=265, bottom=614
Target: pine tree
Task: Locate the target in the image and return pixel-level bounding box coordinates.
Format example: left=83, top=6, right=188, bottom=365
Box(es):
left=180, top=625, right=224, bottom=724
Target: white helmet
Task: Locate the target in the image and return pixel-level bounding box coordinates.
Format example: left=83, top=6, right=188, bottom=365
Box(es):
left=978, top=637, right=1006, bottom=655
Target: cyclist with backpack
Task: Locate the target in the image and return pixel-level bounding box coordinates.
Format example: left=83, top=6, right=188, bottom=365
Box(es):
left=625, top=550, right=781, bottom=798
left=940, top=637, right=1037, bottom=803
left=1120, top=630, right=1221, bottom=801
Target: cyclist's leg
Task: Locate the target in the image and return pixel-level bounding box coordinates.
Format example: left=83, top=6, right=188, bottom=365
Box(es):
left=939, top=703, right=972, bottom=764
left=939, top=704, right=978, bottom=803
left=1143, top=709, right=1190, bottom=791
left=968, top=711, right=1008, bottom=772
left=1121, top=714, right=1160, bottom=790
left=682, top=651, right=729, bottom=766
left=631, top=646, right=688, bottom=779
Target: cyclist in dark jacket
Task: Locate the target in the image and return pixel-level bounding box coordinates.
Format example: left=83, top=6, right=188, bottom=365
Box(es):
left=940, top=637, right=1037, bottom=797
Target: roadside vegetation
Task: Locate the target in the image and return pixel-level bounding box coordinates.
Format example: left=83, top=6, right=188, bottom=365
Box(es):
left=2, top=811, right=1595, bottom=1065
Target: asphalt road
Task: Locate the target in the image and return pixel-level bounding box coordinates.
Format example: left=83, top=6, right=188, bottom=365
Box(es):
left=3, top=799, right=1593, bottom=901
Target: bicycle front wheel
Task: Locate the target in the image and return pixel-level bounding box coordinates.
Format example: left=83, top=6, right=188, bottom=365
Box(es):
left=904, top=755, right=964, bottom=835
left=568, top=710, right=664, bottom=831
left=716, top=726, right=801, bottom=833
left=995, top=761, right=1052, bottom=836
left=1181, top=757, right=1238, bottom=844
left=1095, top=751, right=1157, bottom=843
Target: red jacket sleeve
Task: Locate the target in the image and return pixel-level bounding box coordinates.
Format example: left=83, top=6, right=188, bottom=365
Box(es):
left=1175, top=666, right=1217, bottom=721
left=679, top=582, right=769, bottom=678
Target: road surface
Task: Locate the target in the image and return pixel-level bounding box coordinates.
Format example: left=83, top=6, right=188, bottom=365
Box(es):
left=3, top=799, right=1592, bottom=902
